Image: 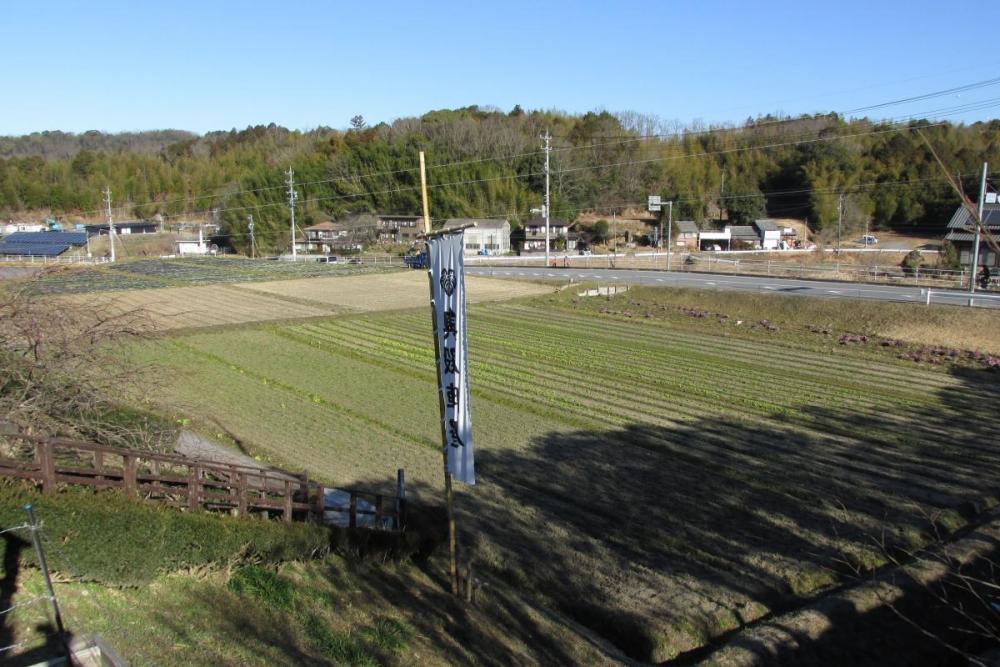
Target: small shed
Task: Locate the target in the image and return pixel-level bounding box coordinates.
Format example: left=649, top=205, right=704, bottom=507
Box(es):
left=698, top=229, right=731, bottom=251
left=754, top=219, right=782, bottom=250
left=674, top=221, right=699, bottom=249
left=727, top=225, right=760, bottom=249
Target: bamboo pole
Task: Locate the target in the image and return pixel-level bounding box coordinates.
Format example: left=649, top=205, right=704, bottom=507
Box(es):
left=420, top=152, right=459, bottom=596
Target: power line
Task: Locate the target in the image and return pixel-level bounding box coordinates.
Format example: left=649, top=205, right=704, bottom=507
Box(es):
left=153, top=119, right=951, bottom=224
left=842, top=76, right=1000, bottom=115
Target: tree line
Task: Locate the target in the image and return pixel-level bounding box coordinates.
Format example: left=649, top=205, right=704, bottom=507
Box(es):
left=1, top=107, right=998, bottom=253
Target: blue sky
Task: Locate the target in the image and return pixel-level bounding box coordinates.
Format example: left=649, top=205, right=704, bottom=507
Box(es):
left=2, top=0, right=998, bottom=135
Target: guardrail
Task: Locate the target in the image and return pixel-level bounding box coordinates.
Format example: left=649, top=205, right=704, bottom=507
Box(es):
left=467, top=251, right=974, bottom=289
left=0, top=433, right=407, bottom=530
left=0, top=434, right=320, bottom=522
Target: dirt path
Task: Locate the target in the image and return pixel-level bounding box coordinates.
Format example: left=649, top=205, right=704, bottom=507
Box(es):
left=174, top=430, right=269, bottom=469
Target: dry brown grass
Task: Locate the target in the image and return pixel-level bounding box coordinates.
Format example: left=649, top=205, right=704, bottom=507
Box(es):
left=235, top=271, right=552, bottom=312
left=57, top=273, right=551, bottom=332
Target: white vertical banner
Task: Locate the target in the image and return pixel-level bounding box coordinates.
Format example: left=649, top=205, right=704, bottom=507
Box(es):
left=427, top=231, right=475, bottom=484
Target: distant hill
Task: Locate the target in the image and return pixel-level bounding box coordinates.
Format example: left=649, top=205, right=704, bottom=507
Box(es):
left=0, top=129, right=198, bottom=159
left=1, top=108, right=998, bottom=254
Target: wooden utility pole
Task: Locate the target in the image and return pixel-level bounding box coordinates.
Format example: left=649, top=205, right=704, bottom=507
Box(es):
left=420, top=151, right=431, bottom=234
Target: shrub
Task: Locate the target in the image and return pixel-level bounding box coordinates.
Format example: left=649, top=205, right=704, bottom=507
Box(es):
left=901, top=249, right=924, bottom=276
left=0, top=480, right=329, bottom=586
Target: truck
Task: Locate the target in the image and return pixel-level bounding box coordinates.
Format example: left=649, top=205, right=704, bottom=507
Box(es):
left=403, top=253, right=429, bottom=269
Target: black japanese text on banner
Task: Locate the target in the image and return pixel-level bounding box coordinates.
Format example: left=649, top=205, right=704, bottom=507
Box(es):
left=428, top=232, right=475, bottom=484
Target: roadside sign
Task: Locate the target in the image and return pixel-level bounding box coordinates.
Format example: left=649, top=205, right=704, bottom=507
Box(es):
left=647, top=195, right=661, bottom=212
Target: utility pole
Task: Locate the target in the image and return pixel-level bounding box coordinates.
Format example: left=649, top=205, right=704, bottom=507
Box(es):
left=666, top=200, right=673, bottom=272
left=969, top=161, right=988, bottom=293
left=287, top=167, right=298, bottom=260
left=247, top=214, right=256, bottom=259
left=103, top=185, right=116, bottom=262
left=837, top=194, right=844, bottom=253
left=720, top=171, right=726, bottom=221
left=612, top=208, right=617, bottom=257
left=419, top=151, right=431, bottom=234
left=542, top=131, right=551, bottom=268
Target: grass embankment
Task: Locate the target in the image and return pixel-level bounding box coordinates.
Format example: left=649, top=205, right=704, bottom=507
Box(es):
left=0, top=481, right=606, bottom=666
left=556, top=284, right=1000, bottom=354
left=126, top=287, right=1000, bottom=662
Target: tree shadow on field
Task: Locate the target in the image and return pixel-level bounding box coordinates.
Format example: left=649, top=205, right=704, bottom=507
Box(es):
left=424, top=364, right=1000, bottom=664
left=151, top=364, right=1000, bottom=666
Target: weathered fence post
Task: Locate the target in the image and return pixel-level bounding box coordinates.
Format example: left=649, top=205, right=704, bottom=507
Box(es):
left=349, top=491, right=358, bottom=529
left=39, top=440, right=55, bottom=494
left=237, top=472, right=248, bottom=516
left=375, top=494, right=384, bottom=528
left=282, top=479, right=293, bottom=522
left=188, top=465, right=201, bottom=511
left=94, top=451, right=104, bottom=479
left=124, top=454, right=137, bottom=494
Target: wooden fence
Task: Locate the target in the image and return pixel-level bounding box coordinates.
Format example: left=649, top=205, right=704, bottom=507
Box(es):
left=0, top=433, right=405, bottom=529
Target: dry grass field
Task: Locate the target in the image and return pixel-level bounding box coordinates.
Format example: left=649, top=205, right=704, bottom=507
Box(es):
left=58, top=272, right=552, bottom=331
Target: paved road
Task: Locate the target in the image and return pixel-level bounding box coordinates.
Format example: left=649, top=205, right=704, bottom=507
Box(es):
left=469, top=266, right=1000, bottom=309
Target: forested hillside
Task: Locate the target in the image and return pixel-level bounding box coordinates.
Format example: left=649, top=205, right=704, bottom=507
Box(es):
left=1, top=107, right=998, bottom=254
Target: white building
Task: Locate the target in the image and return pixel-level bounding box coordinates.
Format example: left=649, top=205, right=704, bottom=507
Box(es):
left=176, top=228, right=210, bottom=255
left=754, top=219, right=782, bottom=250
left=443, top=218, right=511, bottom=255
left=698, top=229, right=731, bottom=251
left=2, top=223, right=46, bottom=235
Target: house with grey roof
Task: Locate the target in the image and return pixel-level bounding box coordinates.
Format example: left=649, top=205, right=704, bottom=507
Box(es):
left=512, top=217, right=576, bottom=253
left=944, top=202, right=1000, bottom=269
left=443, top=218, right=511, bottom=255
left=753, top=219, right=782, bottom=250
left=728, top=225, right=760, bottom=249
left=674, top=220, right=699, bottom=249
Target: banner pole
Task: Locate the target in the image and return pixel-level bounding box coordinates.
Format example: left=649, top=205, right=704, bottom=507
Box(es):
left=425, top=267, right=459, bottom=596
left=420, top=154, right=459, bottom=597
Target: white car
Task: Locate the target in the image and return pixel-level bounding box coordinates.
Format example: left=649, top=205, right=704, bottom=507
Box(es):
left=861, top=235, right=878, bottom=245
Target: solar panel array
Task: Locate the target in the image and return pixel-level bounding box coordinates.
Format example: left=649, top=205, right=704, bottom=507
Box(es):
left=3, top=231, right=88, bottom=245
left=0, top=231, right=88, bottom=257
left=0, top=241, right=72, bottom=256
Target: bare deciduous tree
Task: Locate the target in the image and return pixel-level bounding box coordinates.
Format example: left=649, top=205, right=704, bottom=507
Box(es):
left=0, top=268, right=173, bottom=451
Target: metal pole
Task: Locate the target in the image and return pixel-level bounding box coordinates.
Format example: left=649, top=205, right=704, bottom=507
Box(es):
left=969, top=161, right=988, bottom=293
left=23, top=504, right=67, bottom=652
left=103, top=186, right=115, bottom=262
left=666, top=200, right=673, bottom=272
left=837, top=194, right=843, bottom=254
left=543, top=131, right=551, bottom=269
left=248, top=215, right=255, bottom=259
left=287, top=167, right=298, bottom=260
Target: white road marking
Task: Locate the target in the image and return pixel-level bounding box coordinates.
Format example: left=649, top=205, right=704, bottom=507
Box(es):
left=827, top=290, right=841, bottom=294
left=705, top=281, right=716, bottom=286
left=656, top=278, right=665, bottom=282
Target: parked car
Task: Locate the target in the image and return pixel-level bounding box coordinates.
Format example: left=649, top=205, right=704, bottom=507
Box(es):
left=318, top=255, right=338, bottom=263
left=861, top=235, right=878, bottom=245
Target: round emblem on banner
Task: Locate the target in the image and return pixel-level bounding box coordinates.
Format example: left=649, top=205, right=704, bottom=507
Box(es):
left=440, top=269, right=456, bottom=296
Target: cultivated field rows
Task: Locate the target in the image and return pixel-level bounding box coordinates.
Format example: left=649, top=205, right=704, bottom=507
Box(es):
left=134, top=299, right=1000, bottom=659
left=61, top=272, right=552, bottom=331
